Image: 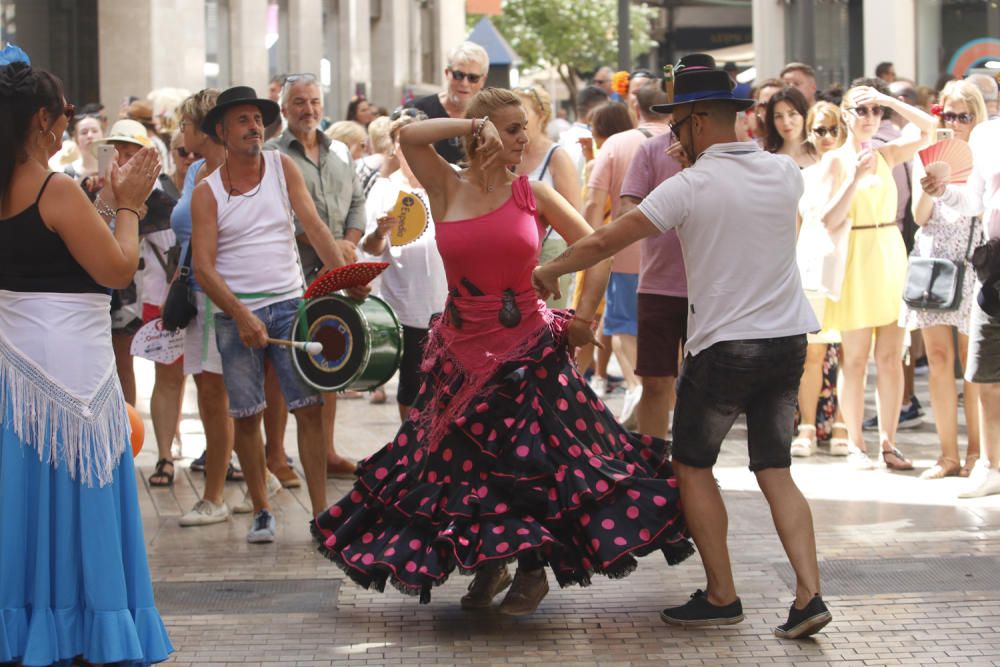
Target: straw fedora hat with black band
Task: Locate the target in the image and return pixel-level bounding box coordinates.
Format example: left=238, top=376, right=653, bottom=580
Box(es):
left=201, top=85, right=280, bottom=139
left=652, top=53, right=754, bottom=113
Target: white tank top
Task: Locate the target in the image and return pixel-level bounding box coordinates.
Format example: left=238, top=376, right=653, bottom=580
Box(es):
left=206, top=150, right=303, bottom=309
left=526, top=144, right=563, bottom=242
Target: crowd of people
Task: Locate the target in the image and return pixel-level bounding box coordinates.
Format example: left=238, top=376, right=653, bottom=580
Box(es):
left=3, top=31, right=1000, bottom=664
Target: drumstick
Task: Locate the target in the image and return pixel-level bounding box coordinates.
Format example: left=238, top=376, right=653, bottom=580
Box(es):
left=268, top=337, right=324, bottom=355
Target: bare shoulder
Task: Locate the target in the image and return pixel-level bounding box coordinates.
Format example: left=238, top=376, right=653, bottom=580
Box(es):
left=39, top=172, right=95, bottom=226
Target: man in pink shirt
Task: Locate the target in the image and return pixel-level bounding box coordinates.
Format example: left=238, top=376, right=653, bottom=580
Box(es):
left=583, top=82, right=670, bottom=425
left=619, top=129, right=687, bottom=438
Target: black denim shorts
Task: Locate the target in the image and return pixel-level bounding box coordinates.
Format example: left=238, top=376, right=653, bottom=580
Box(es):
left=671, top=335, right=807, bottom=472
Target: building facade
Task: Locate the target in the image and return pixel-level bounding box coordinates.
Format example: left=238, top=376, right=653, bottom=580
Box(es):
left=754, top=0, right=1000, bottom=87
left=0, top=0, right=465, bottom=122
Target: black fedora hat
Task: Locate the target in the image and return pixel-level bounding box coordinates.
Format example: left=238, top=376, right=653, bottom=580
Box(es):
left=652, top=53, right=754, bottom=113
left=201, top=85, right=280, bottom=139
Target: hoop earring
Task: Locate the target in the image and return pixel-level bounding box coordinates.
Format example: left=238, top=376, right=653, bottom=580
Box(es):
left=48, top=130, right=59, bottom=148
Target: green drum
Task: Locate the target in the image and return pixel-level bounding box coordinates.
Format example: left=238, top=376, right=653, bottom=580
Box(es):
left=291, top=295, right=403, bottom=392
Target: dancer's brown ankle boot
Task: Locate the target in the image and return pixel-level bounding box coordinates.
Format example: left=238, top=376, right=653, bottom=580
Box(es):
left=497, top=567, right=549, bottom=616
left=460, top=564, right=512, bottom=609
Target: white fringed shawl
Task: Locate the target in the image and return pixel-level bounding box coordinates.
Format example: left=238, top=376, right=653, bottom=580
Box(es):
left=0, top=290, right=128, bottom=488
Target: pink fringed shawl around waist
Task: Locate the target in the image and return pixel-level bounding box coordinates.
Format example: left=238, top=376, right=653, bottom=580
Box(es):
left=415, top=290, right=570, bottom=453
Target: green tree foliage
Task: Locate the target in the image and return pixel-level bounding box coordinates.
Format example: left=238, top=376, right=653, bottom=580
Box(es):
left=490, top=0, right=657, bottom=95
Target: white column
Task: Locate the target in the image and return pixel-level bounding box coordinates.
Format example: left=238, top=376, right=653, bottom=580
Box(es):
left=336, top=0, right=372, bottom=98
left=434, top=0, right=467, bottom=84
left=287, top=0, right=323, bottom=78
left=371, top=0, right=413, bottom=108
left=863, top=0, right=916, bottom=80
left=98, top=0, right=153, bottom=112
left=751, top=0, right=786, bottom=82
left=150, top=0, right=207, bottom=94
left=228, top=0, right=269, bottom=93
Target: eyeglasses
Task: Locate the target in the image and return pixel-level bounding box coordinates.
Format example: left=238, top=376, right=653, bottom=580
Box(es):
left=283, top=73, right=317, bottom=84
left=174, top=146, right=202, bottom=159
left=941, top=111, right=974, bottom=125
left=63, top=103, right=75, bottom=120
left=448, top=69, right=482, bottom=84
left=390, top=107, right=426, bottom=121
left=669, top=111, right=709, bottom=137
left=850, top=105, right=884, bottom=118
left=811, top=125, right=839, bottom=138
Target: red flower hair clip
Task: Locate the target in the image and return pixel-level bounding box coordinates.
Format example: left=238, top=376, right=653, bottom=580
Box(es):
left=930, top=103, right=943, bottom=117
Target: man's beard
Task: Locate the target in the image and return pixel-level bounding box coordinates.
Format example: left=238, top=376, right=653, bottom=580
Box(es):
left=247, top=143, right=262, bottom=156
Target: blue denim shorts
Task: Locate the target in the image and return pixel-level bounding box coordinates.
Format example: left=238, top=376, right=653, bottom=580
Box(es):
left=671, top=335, right=807, bottom=472
left=214, top=298, right=322, bottom=418
left=603, top=272, right=639, bottom=336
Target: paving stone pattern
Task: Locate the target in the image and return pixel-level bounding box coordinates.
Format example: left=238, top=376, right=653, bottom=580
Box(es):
left=130, top=362, right=1000, bottom=666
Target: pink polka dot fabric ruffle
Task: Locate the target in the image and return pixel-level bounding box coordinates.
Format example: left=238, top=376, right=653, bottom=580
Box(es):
left=312, top=324, right=691, bottom=602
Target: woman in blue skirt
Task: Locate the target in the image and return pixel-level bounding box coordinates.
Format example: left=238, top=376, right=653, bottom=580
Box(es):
left=0, top=46, right=173, bottom=666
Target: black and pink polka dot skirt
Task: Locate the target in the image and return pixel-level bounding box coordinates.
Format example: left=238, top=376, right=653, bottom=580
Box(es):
left=312, top=323, right=692, bottom=602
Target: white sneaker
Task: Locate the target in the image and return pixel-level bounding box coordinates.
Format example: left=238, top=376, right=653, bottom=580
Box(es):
left=247, top=509, right=277, bottom=544
left=846, top=447, right=876, bottom=470
left=589, top=375, right=608, bottom=399
left=619, top=385, right=642, bottom=430
left=958, top=463, right=1000, bottom=498
left=233, top=470, right=283, bottom=514
left=179, top=498, right=230, bottom=527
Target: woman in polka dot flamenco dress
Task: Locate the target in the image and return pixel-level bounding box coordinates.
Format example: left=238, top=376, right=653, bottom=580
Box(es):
left=312, top=88, right=692, bottom=615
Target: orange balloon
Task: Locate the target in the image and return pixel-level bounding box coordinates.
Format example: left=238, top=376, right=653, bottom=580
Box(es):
left=126, top=402, right=144, bottom=458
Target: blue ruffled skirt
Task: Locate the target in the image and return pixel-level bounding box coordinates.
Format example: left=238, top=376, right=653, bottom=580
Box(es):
left=0, top=401, right=173, bottom=666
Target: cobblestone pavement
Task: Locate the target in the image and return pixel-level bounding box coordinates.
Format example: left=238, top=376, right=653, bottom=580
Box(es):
left=130, top=360, right=1000, bottom=666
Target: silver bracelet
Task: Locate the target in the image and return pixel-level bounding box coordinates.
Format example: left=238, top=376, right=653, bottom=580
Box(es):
left=95, top=197, right=115, bottom=218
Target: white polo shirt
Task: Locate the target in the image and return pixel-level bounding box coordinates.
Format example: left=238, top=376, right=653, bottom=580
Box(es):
left=636, top=141, right=818, bottom=356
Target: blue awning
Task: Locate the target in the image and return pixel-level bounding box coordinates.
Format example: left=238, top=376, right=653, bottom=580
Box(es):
left=467, top=16, right=521, bottom=67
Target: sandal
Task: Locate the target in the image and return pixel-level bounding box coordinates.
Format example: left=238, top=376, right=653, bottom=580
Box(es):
left=369, top=387, right=387, bottom=404
left=226, top=463, right=245, bottom=482
left=882, top=446, right=914, bottom=471
left=828, top=422, right=850, bottom=456
left=790, top=425, right=816, bottom=458
left=920, top=456, right=961, bottom=479
left=961, top=454, right=980, bottom=478
left=149, top=459, right=174, bottom=487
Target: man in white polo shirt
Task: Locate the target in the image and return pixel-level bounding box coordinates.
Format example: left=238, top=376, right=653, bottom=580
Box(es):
left=533, top=56, right=830, bottom=640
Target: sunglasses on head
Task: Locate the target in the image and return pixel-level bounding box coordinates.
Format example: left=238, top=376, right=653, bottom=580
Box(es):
left=174, top=146, right=202, bottom=159
left=850, top=105, right=884, bottom=118
left=517, top=87, right=545, bottom=113
left=63, top=103, right=75, bottom=120
left=941, top=111, right=974, bottom=125
left=284, top=73, right=317, bottom=84
left=390, top=106, right=426, bottom=121
left=448, top=69, right=482, bottom=84
left=812, top=125, right=839, bottom=138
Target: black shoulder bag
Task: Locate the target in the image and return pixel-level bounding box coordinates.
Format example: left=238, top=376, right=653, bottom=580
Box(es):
left=902, top=217, right=979, bottom=312
left=160, top=243, right=197, bottom=331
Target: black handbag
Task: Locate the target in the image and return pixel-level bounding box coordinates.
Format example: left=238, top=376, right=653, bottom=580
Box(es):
left=902, top=217, right=979, bottom=312
left=161, top=244, right=197, bottom=331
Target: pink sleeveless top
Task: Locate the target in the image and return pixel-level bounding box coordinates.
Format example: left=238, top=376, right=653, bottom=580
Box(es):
left=434, top=176, right=543, bottom=295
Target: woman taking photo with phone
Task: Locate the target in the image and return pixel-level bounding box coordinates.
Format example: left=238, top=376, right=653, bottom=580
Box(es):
left=808, top=80, right=935, bottom=471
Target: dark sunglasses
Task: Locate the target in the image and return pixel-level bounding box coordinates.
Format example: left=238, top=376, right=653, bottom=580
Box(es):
left=669, top=111, right=709, bottom=137
left=63, top=103, right=75, bottom=120
left=941, top=111, right=974, bottom=125
left=448, top=69, right=482, bottom=84
left=390, top=106, right=426, bottom=121
left=174, top=146, right=202, bottom=159
left=812, top=125, right=839, bottom=138
left=850, top=105, right=884, bottom=118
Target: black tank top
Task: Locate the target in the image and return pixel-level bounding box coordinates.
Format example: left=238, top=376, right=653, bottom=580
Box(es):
left=0, top=173, right=106, bottom=294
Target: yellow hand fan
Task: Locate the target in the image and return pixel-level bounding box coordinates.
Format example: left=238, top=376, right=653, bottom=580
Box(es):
left=919, top=138, right=973, bottom=184
left=387, top=190, right=429, bottom=246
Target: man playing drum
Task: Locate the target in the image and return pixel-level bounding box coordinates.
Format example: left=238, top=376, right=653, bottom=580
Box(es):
left=190, top=86, right=357, bottom=543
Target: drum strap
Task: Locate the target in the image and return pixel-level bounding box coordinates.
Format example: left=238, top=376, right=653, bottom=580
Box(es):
left=230, top=288, right=310, bottom=343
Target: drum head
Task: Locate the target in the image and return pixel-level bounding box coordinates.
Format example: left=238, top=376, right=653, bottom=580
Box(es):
left=291, top=296, right=370, bottom=391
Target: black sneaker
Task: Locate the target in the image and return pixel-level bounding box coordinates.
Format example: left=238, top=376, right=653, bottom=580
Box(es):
left=659, top=589, right=744, bottom=627
left=774, top=594, right=832, bottom=639
left=897, top=397, right=923, bottom=429
left=189, top=450, right=207, bottom=472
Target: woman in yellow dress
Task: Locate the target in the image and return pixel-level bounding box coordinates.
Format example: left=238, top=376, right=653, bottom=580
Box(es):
left=809, top=81, right=935, bottom=471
